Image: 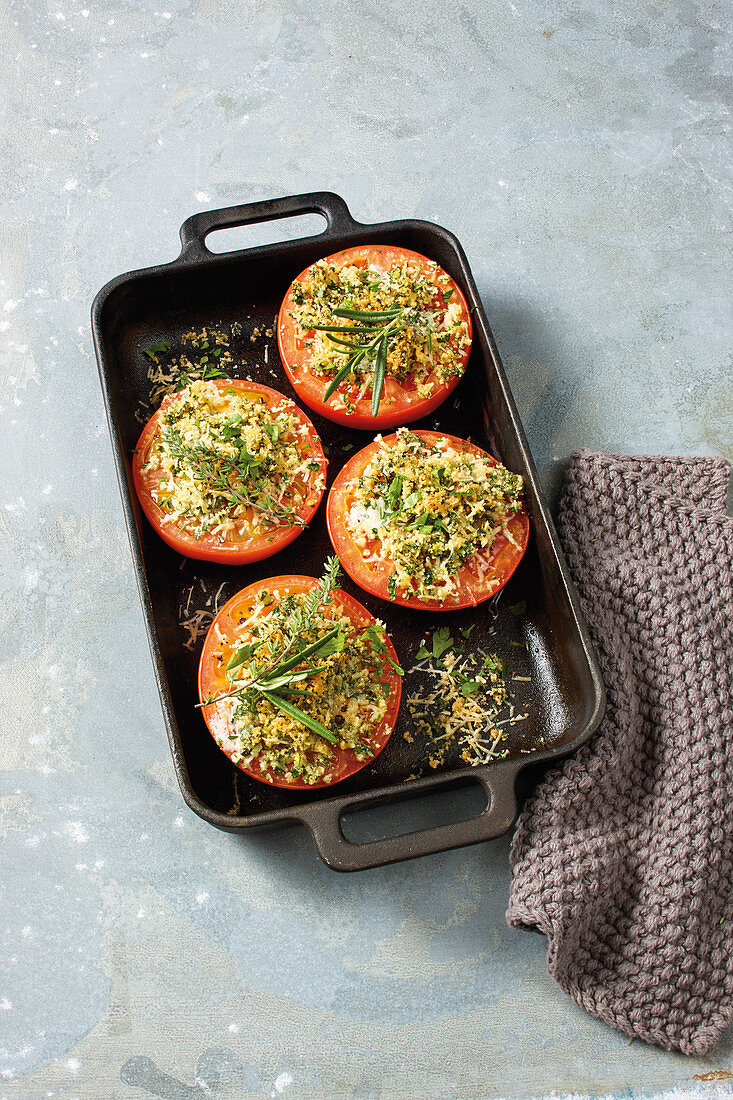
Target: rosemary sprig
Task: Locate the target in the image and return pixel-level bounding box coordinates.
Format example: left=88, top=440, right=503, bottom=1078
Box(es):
left=315, top=306, right=405, bottom=414
left=332, top=307, right=402, bottom=321
left=323, top=349, right=366, bottom=402
left=260, top=690, right=339, bottom=745
left=372, top=333, right=388, bottom=418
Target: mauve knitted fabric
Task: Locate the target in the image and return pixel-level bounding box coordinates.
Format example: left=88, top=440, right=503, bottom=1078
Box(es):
left=507, top=450, right=733, bottom=1056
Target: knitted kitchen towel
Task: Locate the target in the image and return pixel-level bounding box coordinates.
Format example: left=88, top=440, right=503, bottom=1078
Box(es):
left=507, top=450, right=733, bottom=1056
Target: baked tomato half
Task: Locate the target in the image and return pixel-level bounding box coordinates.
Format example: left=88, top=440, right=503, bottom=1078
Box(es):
left=198, top=569, right=402, bottom=789
left=327, top=429, right=529, bottom=611
left=132, top=378, right=327, bottom=564
left=277, top=244, right=472, bottom=429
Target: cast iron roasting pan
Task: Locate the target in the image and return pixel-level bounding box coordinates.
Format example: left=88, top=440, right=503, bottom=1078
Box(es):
left=92, top=192, right=605, bottom=871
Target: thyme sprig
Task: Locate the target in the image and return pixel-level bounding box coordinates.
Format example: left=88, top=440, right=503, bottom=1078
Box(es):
left=313, top=306, right=405, bottom=416
left=163, top=428, right=305, bottom=529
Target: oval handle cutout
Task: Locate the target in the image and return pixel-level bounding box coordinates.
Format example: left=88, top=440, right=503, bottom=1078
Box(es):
left=341, top=778, right=488, bottom=845
left=205, top=212, right=328, bottom=254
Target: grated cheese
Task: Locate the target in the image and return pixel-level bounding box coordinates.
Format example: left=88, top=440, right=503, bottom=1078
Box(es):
left=404, top=640, right=527, bottom=772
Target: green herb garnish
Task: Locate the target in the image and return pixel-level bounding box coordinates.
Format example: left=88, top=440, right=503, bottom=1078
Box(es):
left=317, top=306, right=405, bottom=417
left=202, top=558, right=401, bottom=761
left=260, top=690, right=339, bottom=745
left=143, top=340, right=172, bottom=361
left=416, top=627, right=456, bottom=662
left=163, top=426, right=304, bottom=529
left=364, top=623, right=404, bottom=676
left=431, top=627, right=454, bottom=660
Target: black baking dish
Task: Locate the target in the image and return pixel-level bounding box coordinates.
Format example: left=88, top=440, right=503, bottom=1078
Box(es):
left=91, top=191, right=605, bottom=871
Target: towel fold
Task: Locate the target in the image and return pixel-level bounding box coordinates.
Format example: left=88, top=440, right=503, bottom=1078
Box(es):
left=507, top=450, right=733, bottom=1055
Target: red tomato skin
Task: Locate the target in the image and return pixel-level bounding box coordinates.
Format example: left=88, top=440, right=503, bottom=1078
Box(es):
left=198, top=576, right=402, bottom=790
left=132, top=380, right=327, bottom=565
left=326, top=431, right=530, bottom=611
left=277, top=245, right=473, bottom=430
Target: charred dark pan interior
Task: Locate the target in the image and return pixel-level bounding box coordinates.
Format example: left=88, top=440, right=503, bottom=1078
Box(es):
left=91, top=192, right=605, bottom=871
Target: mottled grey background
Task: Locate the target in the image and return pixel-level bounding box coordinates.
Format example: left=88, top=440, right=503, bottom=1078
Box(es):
left=1, top=0, right=731, bottom=1097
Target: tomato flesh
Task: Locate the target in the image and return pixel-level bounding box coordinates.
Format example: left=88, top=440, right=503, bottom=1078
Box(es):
left=132, top=379, right=327, bottom=564
left=277, top=245, right=472, bottom=430
left=198, top=576, right=402, bottom=790
left=326, top=431, right=530, bottom=611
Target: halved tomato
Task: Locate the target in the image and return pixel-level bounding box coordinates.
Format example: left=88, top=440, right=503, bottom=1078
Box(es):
left=132, top=379, right=327, bottom=564
left=277, top=244, right=472, bottom=429
left=198, top=575, right=402, bottom=789
left=326, top=430, right=529, bottom=611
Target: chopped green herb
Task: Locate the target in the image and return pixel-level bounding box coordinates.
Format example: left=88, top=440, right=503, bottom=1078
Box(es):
left=388, top=474, right=403, bottom=511
left=143, top=340, right=172, bottom=360
left=483, top=654, right=504, bottom=676
left=225, top=643, right=257, bottom=674
left=260, top=690, right=339, bottom=745
left=363, top=623, right=404, bottom=676
left=431, top=627, right=454, bottom=660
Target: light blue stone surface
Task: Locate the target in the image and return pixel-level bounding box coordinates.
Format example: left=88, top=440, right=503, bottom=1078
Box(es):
left=1, top=1, right=731, bottom=1097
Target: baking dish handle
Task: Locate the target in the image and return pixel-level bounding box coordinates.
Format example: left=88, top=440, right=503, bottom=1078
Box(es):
left=178, top=192, right=359, bottom=260
left=298, top=762, right=520, bottom=872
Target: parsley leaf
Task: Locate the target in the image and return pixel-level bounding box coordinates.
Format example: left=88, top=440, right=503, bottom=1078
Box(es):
left=483, top=654, right=504, bottom=677
left=431, top=627, right=454, bottom=660
left=363, top=623, right=404, bottom=676
left=510, top=600, right=527, bottom=617
left=143, top=340, right=171, bottom=360
left=237, top=448, right=261, bottom=472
